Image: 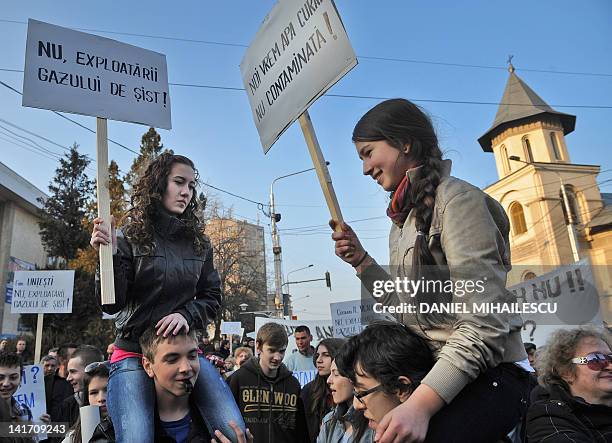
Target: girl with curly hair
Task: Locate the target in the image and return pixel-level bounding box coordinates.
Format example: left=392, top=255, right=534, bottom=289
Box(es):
left=90, top=152, right=244, bottom=442
left=330, top=99, right=532, bottom=442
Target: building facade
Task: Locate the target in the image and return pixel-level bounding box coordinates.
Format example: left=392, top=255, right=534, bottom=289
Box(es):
left=0, top=162, right=48, bottom=335
left=205, top=217, right=269, bottom=321
left=479, top=65, right=611, bottom=322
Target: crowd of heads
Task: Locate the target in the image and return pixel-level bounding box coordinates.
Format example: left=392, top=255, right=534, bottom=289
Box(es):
left=0, top=320, right=608, bottom=442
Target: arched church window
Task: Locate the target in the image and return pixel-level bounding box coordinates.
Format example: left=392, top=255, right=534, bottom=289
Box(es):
left=550, top=132, right=561, bottom=160
left=560, top=185, right=580, bottom=225
left=523, top=271, right=537, bottom=281
left=522, top=136, right=534, bottom=162
left=509, top=202, right=528, bottom=235
left=500, top=145, right=511, bottom=174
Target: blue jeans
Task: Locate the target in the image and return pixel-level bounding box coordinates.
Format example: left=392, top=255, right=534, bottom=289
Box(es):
left=108, top=356, right=245, bottom=443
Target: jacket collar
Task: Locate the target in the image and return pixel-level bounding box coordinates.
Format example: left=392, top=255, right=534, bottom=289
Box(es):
left=154, top=206, right=188, bottom=238
left=405, top=159, right=452, bottom=182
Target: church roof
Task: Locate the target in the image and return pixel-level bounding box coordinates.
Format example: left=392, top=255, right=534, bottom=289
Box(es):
left=586, top=193, right=612, bottom=235
left=478, top=68, right=576, bottom=152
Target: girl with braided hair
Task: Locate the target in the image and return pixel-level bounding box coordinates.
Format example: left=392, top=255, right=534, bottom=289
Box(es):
left=90, top=152, right=244, bottom=442
left=330, top=99, right=531, bottom=442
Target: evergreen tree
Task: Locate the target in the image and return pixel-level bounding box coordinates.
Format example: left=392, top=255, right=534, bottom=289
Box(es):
left=125, top=127, right=164, bottom=189
left=38, top=144, right=94, bottom=264
left=70, top=159, right=127, bottom=274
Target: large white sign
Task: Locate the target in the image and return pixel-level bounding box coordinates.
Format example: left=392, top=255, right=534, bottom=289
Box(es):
left=254, top=317, right=332, bottom=387
left=240, top=0, right=357, bottom=152
left=508, top=259, right=603, bottom=347
left=221, top=321, right=242, bottom=336
left=330, top=299, right=395, bottom=338
left=23, top=19, right=171, bottom=129
left=11, top=270, right=74, bottom=314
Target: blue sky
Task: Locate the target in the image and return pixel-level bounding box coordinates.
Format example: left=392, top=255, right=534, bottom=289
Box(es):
left=1, top=1, right=610, bottom=320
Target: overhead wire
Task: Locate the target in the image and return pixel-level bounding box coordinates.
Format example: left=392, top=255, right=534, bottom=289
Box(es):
left=1, top=18, right=610, bottom=77
left=0, top=80, right=139, bottom=154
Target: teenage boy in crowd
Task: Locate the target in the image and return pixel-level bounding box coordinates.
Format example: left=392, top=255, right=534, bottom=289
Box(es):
left=283, top=325, right=316, bottom=372
left=0, top=351, right=50, bottom=423
left=229, top=322, right=309, bottom=443
left=92, top=327, right=248, bottom=442
left=57, top=345, right=104, bottom=427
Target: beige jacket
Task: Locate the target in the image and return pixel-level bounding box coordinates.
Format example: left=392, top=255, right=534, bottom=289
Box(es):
left=358, top=159, right=526, bottom=404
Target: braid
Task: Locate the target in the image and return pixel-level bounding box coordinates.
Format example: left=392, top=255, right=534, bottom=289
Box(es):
left=410, top=152, right=451, bottom=327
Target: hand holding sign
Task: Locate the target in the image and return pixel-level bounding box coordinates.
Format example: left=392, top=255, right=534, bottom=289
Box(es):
left=329, top=221, right=365, bottom=266
left=90, top=216, right=117, bottom=254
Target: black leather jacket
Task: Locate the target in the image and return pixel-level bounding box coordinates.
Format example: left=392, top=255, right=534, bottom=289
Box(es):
left=527, top=384, right=612, bottom=442
left=97, top=210, right=221, bottom=353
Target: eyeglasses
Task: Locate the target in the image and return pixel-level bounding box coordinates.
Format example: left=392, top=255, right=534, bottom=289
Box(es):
left=571, top=353, right=612, bottom=371
left=353, top=384, right=385, bottom=404
left=84, top=361, right=110, bottom=374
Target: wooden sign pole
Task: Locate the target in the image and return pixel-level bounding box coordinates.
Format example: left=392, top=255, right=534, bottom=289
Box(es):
left=96, top=117, right=116, bottom=305
left=298, top=110, right=345, bottom=232
left=34, top=313, right=43, bottom=363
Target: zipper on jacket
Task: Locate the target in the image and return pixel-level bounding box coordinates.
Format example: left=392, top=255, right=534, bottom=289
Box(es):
left=269, top=382, right=274, bottom=443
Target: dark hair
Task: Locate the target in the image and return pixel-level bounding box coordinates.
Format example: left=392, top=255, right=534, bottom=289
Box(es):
left=140, top=327, right=198, bottom=363
left=70, top=364, right=110, bottom=443
left=70, top=345, right=104, bottom=368
left=0, top=352, right=23, bottom=373
left=58, top=343, right=79, bottom=364
left=353, top=98, right=450, bottom=326
left=309, top=339, right=346, bottom=427
left=122, top=152, right=209, bottom=256
left=524, top=342, right=536, bottom=353
left=295, top=325, right=311, bottom=336
left=335, top=321, right=435, bottom=397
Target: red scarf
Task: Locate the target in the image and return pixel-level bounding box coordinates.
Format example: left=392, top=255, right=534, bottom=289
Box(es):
left=386, top=175, right=413, bottom=226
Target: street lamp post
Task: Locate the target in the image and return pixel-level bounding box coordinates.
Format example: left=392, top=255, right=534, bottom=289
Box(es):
left=270, top=166, right=325, bottom=317
left=281, top=264, right=313, bottom=317
left=509, top=156, right=580, bottom=262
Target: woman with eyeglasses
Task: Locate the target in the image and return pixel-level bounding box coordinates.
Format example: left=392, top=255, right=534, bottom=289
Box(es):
left=330, top=99, right=532, bottom=442
left=526, top=327, right=612, bottom=442
left=62, top=362, right=110, bottom=443
left=333, top=322, right=435, bottom=440
left=90, top=152, right=244, bottom=442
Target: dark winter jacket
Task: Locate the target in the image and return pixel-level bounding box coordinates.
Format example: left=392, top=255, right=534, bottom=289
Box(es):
left=97, top=209, right=221, bottom=353
left=301, top=379, right=332, bottom=443
left=89, top=401, right=211, bottom=443
left=526, top=384, right=612, bottom=442
left=229, top=357, right=309, bottom=443
left=45, top=372, right=73, bottom=421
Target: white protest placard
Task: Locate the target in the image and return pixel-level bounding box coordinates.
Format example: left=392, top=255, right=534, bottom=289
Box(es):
left=254, top=316, right=332, bottom=387
left=330, top=299, right=395, bottom=338
left=241, top=0, right=357, bottom=152
left=23, top=19, right=171, bottom=129
left=508, top=259, right=603, bottom=347
left=14, top=364, right=46, bottom=421
left=221, top=321, right=242, bottom=336
left=11, top=270, right=74, bottom=314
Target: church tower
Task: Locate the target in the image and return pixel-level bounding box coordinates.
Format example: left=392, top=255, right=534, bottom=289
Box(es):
left=479, top=63, right=609, bottom=289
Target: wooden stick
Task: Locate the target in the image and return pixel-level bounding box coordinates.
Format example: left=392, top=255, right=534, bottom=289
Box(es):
left=96, top=117, right=116, bottom=305
left=34, top=313, right=43, bottom=363
left=298, top=111, right=345, bottom=231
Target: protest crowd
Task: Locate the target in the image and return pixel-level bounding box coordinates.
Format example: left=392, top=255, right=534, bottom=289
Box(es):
left=0, top=97, right=608, bottom=443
